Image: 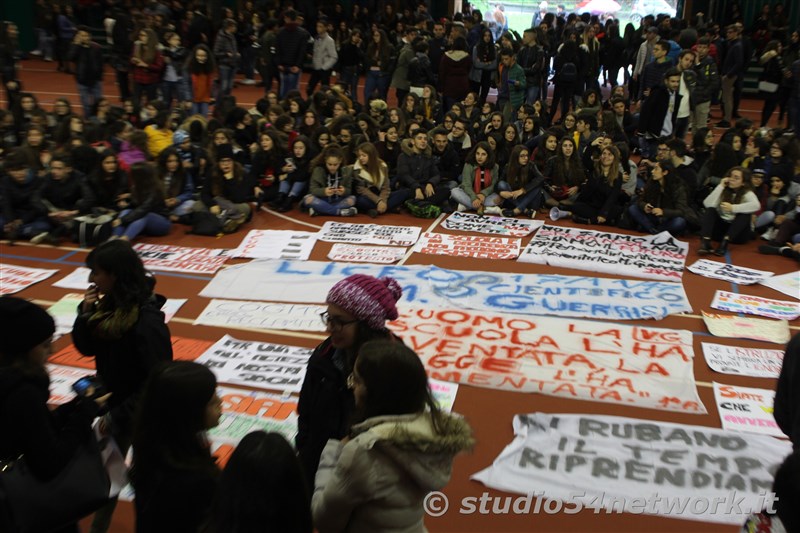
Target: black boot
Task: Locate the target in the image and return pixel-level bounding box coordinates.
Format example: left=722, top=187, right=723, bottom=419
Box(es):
left=276, top=195, right=294, bottom=213
left=269, top=192, right=286, bottom=209
left=713, top=238, right=729, bottom=257
left=697, top=238, right=713, bottom=255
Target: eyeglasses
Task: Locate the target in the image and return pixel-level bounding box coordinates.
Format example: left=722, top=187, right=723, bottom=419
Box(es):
left=320, top=312, right=359, bottom=331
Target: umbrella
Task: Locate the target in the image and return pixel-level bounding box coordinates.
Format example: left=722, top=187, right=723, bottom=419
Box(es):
left=575, top=0, right=622, bottom=14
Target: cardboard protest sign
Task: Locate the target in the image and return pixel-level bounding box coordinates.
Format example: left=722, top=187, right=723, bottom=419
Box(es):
left=200, top=260, right=692, bottom=321
left=52, top=267, right=92, bottom=290
left=713, top=383, right=784, bottom=438
left=318, top=221, right=421, bottom=246
left=759, top=271, right=800, bottom=300
left=195, top=299, right=327, bottom=332
left=442, top=211, right=544, bottom=237
left=133, top=243, right=229, bottom=274
left=711, top=290, right=800, bottom=321
left=210, top=385, right=299, bottom=444
left=702, top=342, right=783, bottom=378
left=413, top=232, right=521, bottom=260
left=702, top=311, right=791, bottom=345
left=472, top=413, right=791, bottom=525
left=687, top=259, right=773, bottom=285
left=518, top=226, right=687, bottom=281
left=327, top=243, right=407, bottom=264
left=229, top=229, right=318, bottom=261
left=0, top=264, right=58, bottom=294
left=194, top=335, right=311, bottom=393
left=389, top=307, right=706, bottom=413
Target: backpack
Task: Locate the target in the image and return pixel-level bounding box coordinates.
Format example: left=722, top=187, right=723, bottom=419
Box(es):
left=560, top=62, right=577, bottom=83
left=74, top=214, right=115, bottom=247
left=188, top=211, right=223, bottom=236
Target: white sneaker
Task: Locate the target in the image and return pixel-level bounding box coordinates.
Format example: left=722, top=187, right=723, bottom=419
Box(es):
left=456, top=203, right=468, bottom=212
left=30, top=232, right=50, bottom=244
left=308, top=208, right=317, bottom=217
left=484, top=206, right=503, bottom=216
left=240, top=79, right=256, bottom=86
left=339, top=207, right=358, bottom=217
left=761, top=228, right=777, bottom=241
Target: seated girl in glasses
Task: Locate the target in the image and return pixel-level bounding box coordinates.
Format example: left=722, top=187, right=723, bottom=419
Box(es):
left=295, top=274, right=403, bottom=490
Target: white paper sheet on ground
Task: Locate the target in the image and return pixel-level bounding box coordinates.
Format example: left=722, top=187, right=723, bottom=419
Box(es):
left=710, top=290, right=800, bottom=320
left=47, top=364, right=94, bottom=405
left=318, top=221, right=421, bottom=246
left=471, top=413, right=791, bottom=525
left=518, top=226, right=688, bottom=281
left=702, top=342, right=784, bottom=378
left=133, top=243, right=229, bottom=274
left=199, top=260, right=692, bottom=320
left=391, top=307, right=706, bottom=414
left=194, top=299, right=327, bottom=332
left=442, top=211, right=544, bottom=237
left=52, top=267, right=92, bottom=290
left=161, top=298, right=187, bottom=322
left=327, top=243, right=407, bottom=264
left=760, top=271, right=800, bottom=300
left=413, top=232, right=521, bottom=259
left=713, top=382, right=785, bottom=438
left=194, top=334, right=311, bottom=394
left=687, top=259, right=773, bottom=285
left=47, top=293, right=84, bottom=341
left=702, top=311, right=791, bottom=344
left=229, top=229, right=318, bottom=261
left=0, top=264, right=59, bottom=295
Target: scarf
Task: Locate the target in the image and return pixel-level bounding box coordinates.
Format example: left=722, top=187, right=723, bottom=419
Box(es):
left=473, top=166, right=492, bottom=195
left=87, top=304, right=140, bottom=340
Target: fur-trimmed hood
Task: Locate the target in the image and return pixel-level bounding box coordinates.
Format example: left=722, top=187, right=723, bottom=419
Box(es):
left=400, top=137, right=432, bottom=157
left=350, top=412, right=474, bottom=491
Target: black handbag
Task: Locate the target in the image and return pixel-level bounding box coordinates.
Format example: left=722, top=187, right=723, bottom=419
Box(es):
left=0, top=435, right=111, bottom=533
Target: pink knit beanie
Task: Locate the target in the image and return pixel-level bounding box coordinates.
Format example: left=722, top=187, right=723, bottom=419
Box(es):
left=326, top=275, right=403, bottom=330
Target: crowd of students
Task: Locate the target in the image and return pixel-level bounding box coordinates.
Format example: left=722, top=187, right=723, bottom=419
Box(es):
left=1, top=3, right=800, bottom=260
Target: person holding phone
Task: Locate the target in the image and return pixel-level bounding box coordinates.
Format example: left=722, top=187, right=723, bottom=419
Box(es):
left=1, top=296, right=110, bottom=533
left=698, top=166, right=759, bottom=256
left=302, top=144, right=357, bottom=217
left=71, top=239, right=173, bottom=533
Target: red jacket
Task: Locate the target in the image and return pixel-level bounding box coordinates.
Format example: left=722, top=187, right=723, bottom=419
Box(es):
left=132, top=50, right=164, bottom=85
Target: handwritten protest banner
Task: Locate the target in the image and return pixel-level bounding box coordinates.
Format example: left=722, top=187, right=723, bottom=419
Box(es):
left=47, top=364, right=94, bottom=405
left=687, top=259, right=773, bottom=285
left=318, top=221, right=421, bottom=246
left=703, top=311, right=791, bottom=345
left=49, top=336, right=214, bottom=369
left=472, top=413, right=791, bottom=525
left=0, top=264, right=58, bottom=294
left=413, top=232, right=521, bottom=260
left=200, top=260, right=692, bottom=321
left=195, top=334, right=311, bottom=393
left=389, top=307, right=706, bottom=413
left=195, top=299, right=327, bottom=332
left=229, top=229, right=318, bottom=261
left=133, top=243, right=229, bottom=274
left=760, top=271, right=800, bottom=300
left=702, top=342, right=783, bottom=378
left=328, top=243, right=407, bottom=264
left=518, top=226, right=688, bottom=281
left=713, top=383, right=783, bottom=438
left=52, top=267, right=92, bottom=290
left=442, top=211, right=544, bottom=237
left=211, top=385, right=299, bottom=444
left=711, top=290, right=800, bottom=321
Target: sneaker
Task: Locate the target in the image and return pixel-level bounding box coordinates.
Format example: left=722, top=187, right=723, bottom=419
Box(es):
left=698, top=238, right=714, bottom=255
left=308, top=207, right=317, bottom=217
left=240, top=78, right=256, bottom=86
left=715, top=120, right=731, bottom=128
left=761, top=228, right=777, bottom=241
left=339, top=207, right=358, bottom=217
left=367, top=209, right=379, bottom=218
left=529, top=210, right=537, bottom=219
left=30, top=231, right=50, bottom=244
left=484, top=206, right=503, bottom=216
left=758, top=244, right=782, bottom=255
left=30, top=50, right=42, bottom=56
left=456, top=203, right=468, bottom=212
left=502, top=208, right=517, bottom=217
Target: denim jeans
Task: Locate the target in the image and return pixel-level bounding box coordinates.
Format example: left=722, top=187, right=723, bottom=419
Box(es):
left=497, top=181, right=543, bottom=212
left=191, top=102, right=210, bottom=117
left=280, top=70, right=300, bottom=99
left=525, top=85, right=541, bottom=105
left=355, top=189, right=411, bottom=212
left=450, top=187, right=500, bottom=209
left=302, top=194, right=356, bottom=215
left=77, top=81, right=103, bottom=118
left=218, top=65, right=235, bottom=98
left=628, top=203, right=687, bottom=235
left=338, top=66, right=360, bottom=104
left=114, top=210, right=172, bottom=240
left=279, top=180, right=307, bottom=197
left=364, top=70, right=389, bottom=104
left=35, top=28, right=54, bottom=58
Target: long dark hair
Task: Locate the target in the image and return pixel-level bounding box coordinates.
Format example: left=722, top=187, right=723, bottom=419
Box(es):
left=186, top=45, right=216, bottom=75
left=354, top=341, right=443, bottom=429
left=156, top=147, right=187, bottom=198
left=466, top=140, right=496, bottom=168
left=506, top=144, right=531, bottom=189
left=85, top=239, right=154, bottom=310
left=203, top=431, right=312, bottom=533
left=129, top=162, right=165, bottom=205
left=720, top=166, right=752, bottom=204
left=131, top=362, right=219, bottom=487
left=553, top=136, right=584, bottom=186
left=477, top=28, right=496, bottom=61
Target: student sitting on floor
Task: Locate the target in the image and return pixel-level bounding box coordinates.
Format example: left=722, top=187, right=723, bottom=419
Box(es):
left=0, top=149, right=49, bottom=242
left=302, top=144, right=357, bottom=217
left=111, top=162, right=172, bottom=241
left=698, top=166, right=759, bottom=256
